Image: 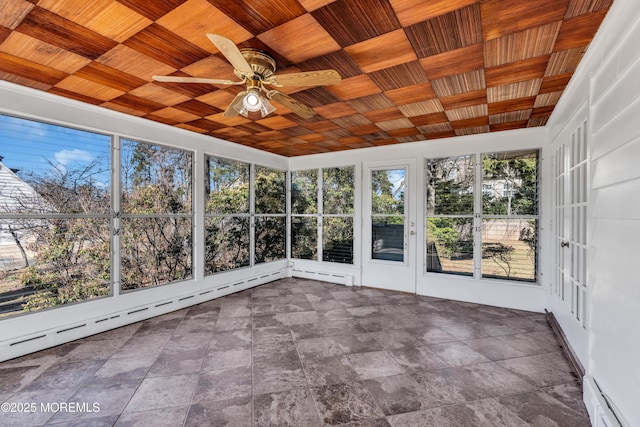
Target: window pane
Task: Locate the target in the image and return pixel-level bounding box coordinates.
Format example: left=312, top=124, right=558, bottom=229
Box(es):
left=255, top=166, right=285, bottom=214
left=0, top=218, right=110, bottom=317
left=121, top=217, right=192, bottom=290
left=205, top=156, right=249, bottom=214
left=372, top=216, right=404, bottom=262
left=482, top=219, right=537, bottom=282
left=426, top=218, right=474, bottom=276
left=426, top=156, right=474, bottom=215
left=121, top=140, right=192, bottom=214
left=255, top=216, right=285, bottom=263
left=205, top=216, right=250, bottom=274
left=0, top=115, right=112, bottom=318
left=372, top=169, right=405, bottom=215
left=323, top=217, right=353, bottom=264
left=482, top=150, right=539, bottom=215
left=291, top=170, right=317, bottom=214
left=323, top=167, right=354, bottom=214
left=291, top=217, right=317, bottom=260
left=0, top=114, right=111, bottom=215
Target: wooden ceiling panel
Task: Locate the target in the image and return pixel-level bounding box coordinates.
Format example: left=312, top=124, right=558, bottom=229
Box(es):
left=206, top=0, right=307, bottom=35
left=420, top=43, right=484, bottom=80
left=55, top=75, right=124, bottom=101
left=385, top=83, right=437, bottom=105
left=0, top=26, right=10, bottom=45
left=123, top=23, right=210, bottom=69
left=129, top=83, right=190, bottom=106
left=156, top=0, right=251, bottom=53
left=0, top=32, right=90, bottom=74
left=0, top=0, right=613, bottom=156
left=545, top=47, right=585, bottom=75
left=38, top=0, right=151, bottom=43
left=97, top=45, right=177, bottom=81
left=363, top=107, right=405, bottom=123
left=484, top=22, right=561, bottom=67
left=398, top=99, right=444, bottom=117
left=488, top=97, right=537, bottom=115
left=405, top=4, right=482, bottom=57
left=390, top=0, right=478, bottom=27
left=554, top=9, right=609, bottom=51
left=16, top=7, right=118, bottom=60
left=481, top=0, right=570, bottom=40
left=485, top=56, right=549, bottom=87
left=487, top=79, right=542, bottom=103
left=565, top=0, right=613, bottom=19
left=375, top=118, right=414, bottom=131
left=0, top=0, right=34, bottom=29
left=431, top=70, right=485, bottom=97
left=345, top=29, right=417, bottom=73
left=368, top=61, right=429, bottom=91
left=445, top=104, right=488, bottom=121
left=327, top=74, right=381, bottom=100
left=540, top=73, right=573, bottom=94
left=314, top=102, right=359, bottom=119
left=348, top=94, right=395, bottom=113
left=298, top=50, right=363, bottom=79
left=440, top=89, right=487, bottom=110
left=75, top=62, right=147, bottom=92
left=115, top=0, right=188, bottom=21
left=311, top=0, right=401, bottom=47
left=258, top=14, right=340, bottom=63
left=0, top=52, right=68, bottom=86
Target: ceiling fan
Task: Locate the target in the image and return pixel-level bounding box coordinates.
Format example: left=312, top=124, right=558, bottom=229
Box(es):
left=153, top=34, right=341, bottom=119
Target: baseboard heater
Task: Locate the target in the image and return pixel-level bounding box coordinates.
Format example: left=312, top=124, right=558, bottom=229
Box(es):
left=1, top=269, right=284, bottom=362
left=291, top=268, right=353, bottom=286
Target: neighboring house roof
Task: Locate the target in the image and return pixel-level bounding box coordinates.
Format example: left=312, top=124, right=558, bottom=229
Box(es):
left=0, top=159, right=46, bottom=215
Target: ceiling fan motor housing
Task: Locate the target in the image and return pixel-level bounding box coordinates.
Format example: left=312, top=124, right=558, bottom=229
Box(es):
left=239, top=48, right=276, bottom=80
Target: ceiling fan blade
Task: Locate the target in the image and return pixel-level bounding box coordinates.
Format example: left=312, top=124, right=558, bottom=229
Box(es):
left=266, top=69, right=341, bottom=87
left=206, top=33, right=254, bottom=77
left=223, top=91, right=247, bottom=117
left=152, top=75, right=243, bottom=85
left=269, top=91, right=315, bottom=119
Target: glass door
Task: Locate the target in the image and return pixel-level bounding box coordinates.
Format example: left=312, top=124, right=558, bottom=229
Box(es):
left=362, top=161, right=416, bottom=293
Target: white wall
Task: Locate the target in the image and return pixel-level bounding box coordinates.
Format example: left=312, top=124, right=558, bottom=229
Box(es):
left=547, top=0, right=640, bottom=424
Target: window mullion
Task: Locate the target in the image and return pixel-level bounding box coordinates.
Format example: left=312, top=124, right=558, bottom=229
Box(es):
left=474, top=152, right=483, bottom=279
left=112, top=135, right=121, bottom=297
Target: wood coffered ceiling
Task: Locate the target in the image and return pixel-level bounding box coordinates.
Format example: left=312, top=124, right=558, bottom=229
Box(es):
left=0, top=0, right=612, bottom=156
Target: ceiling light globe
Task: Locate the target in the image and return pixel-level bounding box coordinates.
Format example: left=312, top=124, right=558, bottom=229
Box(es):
left=243, top=89, right=263, bottom=113
left=245, top=93, right=260, bottom=107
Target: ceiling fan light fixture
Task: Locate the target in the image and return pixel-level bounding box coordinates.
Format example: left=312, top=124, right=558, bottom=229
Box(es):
left=243, top=89, right=261, bottom=112
left=235, top=88, right=275, bottom=118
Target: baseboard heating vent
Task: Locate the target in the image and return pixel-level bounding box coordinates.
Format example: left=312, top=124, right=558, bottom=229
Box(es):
left=291, top=268, right=353, bottom=286
left=56, top=324, right=86, bottom=334
left=10, top=334, right=46, bottom=347
left=155, top=301, right=173, bottom=308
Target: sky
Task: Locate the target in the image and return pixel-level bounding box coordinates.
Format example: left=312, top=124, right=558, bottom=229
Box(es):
left=0, top=114, right=111, bottom=184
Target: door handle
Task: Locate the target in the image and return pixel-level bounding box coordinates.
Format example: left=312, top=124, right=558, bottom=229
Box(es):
left=560, top=241, right=570, bottom=248
left=410, top=231, right=416, bottom=236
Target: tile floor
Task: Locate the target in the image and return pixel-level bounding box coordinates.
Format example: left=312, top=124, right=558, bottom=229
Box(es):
left=0, top=278, right=591, bottom=426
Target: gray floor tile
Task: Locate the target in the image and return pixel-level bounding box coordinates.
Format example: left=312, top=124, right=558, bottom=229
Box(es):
left=0, top=278, right=589, bottom=426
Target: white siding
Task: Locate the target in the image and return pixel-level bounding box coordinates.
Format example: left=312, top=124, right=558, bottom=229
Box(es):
left=547, top=0, right=640, bottom=424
